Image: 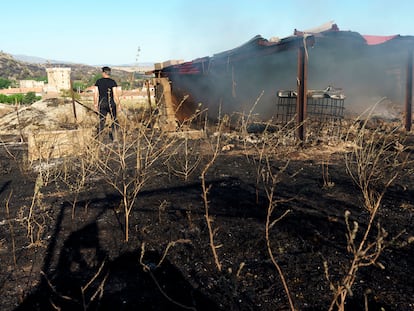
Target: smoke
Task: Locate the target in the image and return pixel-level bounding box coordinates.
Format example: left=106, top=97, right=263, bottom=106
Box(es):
left=307, top=33, right=407, bottom=119
left=169, top=32, right=410, bottom=122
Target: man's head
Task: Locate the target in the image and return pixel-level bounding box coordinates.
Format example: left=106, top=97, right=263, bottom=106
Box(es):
left=102, top=66, right=111, bottom=75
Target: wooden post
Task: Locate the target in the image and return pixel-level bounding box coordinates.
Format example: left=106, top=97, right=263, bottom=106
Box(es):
left=405, top=50, right=413, bottom=132
left=154, top=77, right=177, bottom=131
left=146, top=80, right=152, bottom=116
left=70, top=80, right=77, bottom=122
left=296, top=46, right=308, bottom=141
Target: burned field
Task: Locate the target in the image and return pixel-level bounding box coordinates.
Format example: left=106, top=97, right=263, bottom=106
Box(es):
left=1, top=21, right=414, bottom=311
left=0, top=107, right=413, bottom=311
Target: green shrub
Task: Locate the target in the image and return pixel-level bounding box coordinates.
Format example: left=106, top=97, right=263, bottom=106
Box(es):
left=0, top=77, right=12, bottom=89
left=0, top=92, right=41, bottom=105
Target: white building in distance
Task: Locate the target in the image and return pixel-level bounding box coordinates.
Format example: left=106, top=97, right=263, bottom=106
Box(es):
left=19, top=80, right=45, bottom=88
left=44, top=67, right=71, bottom=93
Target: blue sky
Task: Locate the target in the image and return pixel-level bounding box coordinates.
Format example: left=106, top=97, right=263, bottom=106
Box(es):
left=1, top=0, right=413, bottom=65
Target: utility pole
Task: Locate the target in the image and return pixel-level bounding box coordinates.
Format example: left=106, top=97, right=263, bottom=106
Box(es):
left=131, top=46, right=141, bottom=90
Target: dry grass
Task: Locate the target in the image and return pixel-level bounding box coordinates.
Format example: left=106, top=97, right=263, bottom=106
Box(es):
left=1, top=93, right=412, bottom=310
left=325, top=106, right=408, bottom=311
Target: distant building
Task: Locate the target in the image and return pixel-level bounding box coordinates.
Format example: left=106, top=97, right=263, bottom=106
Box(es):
left=0, top=69, right=72, bottom=98
left=44, top=68, right=71, bottom=93
left=19, top=80, right=45, bottom=88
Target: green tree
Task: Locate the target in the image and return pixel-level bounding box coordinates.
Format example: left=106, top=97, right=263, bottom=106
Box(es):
left=120, top=81, right=131, bottom=90
left=72, top=81, right=87, bottom=92
left=6, top=94, right=23, bottom=104
left=22, top=92, right=39, bottom=104
left=0, top=77, right=12, bottom=89
left=60, top=89, right=81, bottom=101
left=0, top=94, right=9, bottom=103
left=88, top=73, right=102, bottom=86
left=33, top=76, right=47, bottom=83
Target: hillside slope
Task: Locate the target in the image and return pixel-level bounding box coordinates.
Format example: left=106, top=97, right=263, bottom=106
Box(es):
left=0, top=52, right=131, bottom=82
left=0, top=51, right=47, bottom=80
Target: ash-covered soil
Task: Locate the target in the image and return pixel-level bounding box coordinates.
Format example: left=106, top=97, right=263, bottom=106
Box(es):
left=0, top=126, right=413, bottom=311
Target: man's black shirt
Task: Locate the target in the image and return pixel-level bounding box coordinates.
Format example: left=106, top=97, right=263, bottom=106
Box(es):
left=95, top=77, right=117, bottom=102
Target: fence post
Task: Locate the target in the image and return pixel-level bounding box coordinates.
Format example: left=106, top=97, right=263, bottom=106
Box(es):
left=405, top=50, right=413, bottom=132
left=296, top=46, right=308, bottom=141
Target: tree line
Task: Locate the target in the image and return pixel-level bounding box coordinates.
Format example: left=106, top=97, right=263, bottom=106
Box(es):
left=0, top=92, right=41, bottom=105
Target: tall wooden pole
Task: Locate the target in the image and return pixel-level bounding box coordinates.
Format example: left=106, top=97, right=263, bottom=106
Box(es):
left=296, top=46, right=308, bottom=141
left=70, top=80, right=77, bottom=122
left=405, top=50, right=413, bottom=132
left=146, top=80, right=152, bottom=115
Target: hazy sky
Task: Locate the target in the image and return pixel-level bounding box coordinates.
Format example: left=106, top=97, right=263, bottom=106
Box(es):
left=1, top=0, right=413, bottom=65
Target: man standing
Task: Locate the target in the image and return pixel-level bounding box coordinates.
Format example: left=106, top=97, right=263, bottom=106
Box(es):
left=94, top=66, right=121, bottom=141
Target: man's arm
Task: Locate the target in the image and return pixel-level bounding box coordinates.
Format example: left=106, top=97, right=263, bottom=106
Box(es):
left=93, top=86, right=99, bottom=110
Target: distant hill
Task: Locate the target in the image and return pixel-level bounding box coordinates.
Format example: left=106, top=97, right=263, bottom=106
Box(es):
left=0, top=51, right=136, bottom=83
left=112, top=63, right=155, bottom=73
left=0, top=51, right=48, bottom=80
left=12, top=54, right=156, bottom=69
left=12, top=54, right=66, bottom=64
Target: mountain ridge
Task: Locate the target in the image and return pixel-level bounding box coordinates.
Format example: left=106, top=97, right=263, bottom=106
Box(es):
left=0, top=51, right=140, bottom=82
left=12, top=53, right=155, bottom=68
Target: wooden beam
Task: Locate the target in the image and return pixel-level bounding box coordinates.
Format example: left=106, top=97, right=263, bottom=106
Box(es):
left=405, top=50, right=413, bottom=132
left=154, top=77, right=177, bottom=131
left=296, top=46, right=308, bottom=141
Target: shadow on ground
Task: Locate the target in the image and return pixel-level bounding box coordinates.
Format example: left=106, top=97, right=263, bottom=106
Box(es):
left=14, top=204, right=217, bottom=311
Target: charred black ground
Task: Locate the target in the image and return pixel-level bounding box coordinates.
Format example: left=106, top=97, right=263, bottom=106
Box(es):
left=0, top=128, right=413, bottom=311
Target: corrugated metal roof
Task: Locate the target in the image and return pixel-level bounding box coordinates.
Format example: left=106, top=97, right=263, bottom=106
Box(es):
left=156, top=23, right=414, bottom=77
left=363, top=35, right=399, bottom=45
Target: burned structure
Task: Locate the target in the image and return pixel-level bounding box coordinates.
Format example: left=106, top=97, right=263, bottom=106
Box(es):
left=154, top=23, right=414, bottom=135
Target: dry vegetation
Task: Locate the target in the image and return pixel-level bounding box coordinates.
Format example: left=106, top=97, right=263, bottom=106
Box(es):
left=0, top=96, right=413, bottom=311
